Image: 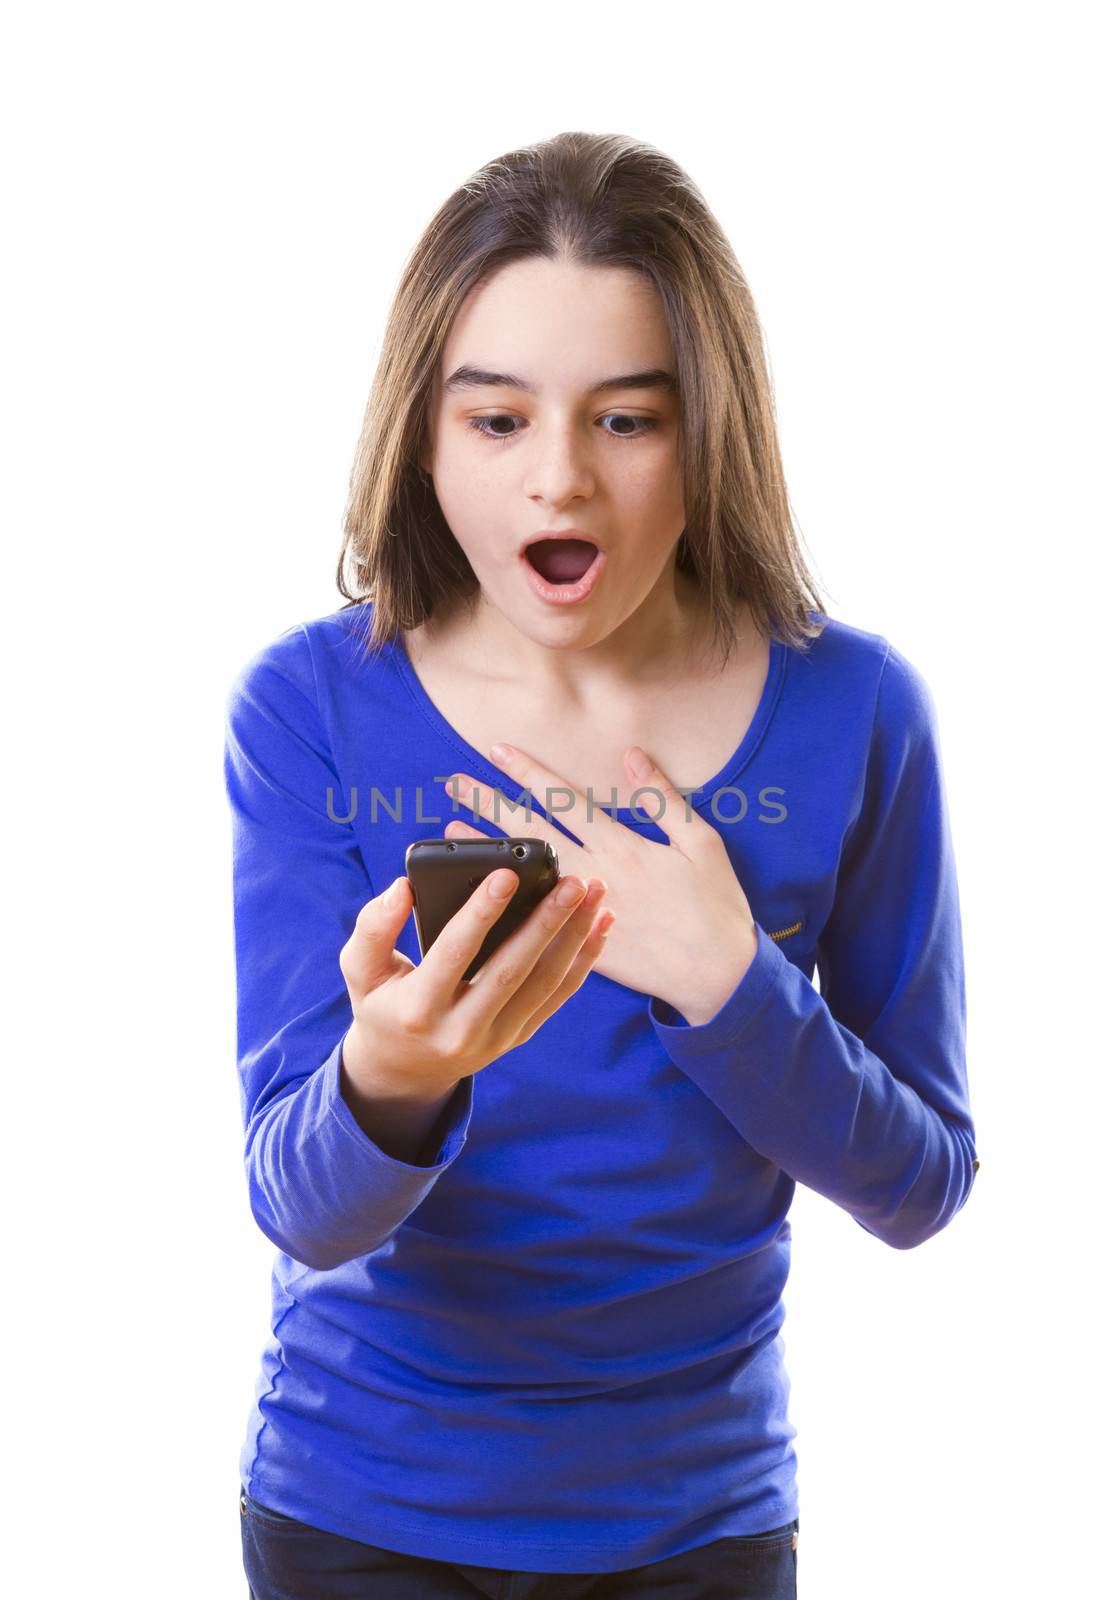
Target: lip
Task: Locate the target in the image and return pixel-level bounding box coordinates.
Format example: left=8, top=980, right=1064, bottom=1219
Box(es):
left=519, top=540, right=607, bottom=607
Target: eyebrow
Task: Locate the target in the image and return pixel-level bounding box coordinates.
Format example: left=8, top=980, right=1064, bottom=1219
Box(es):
left=443, top=364, right=680, bottom=398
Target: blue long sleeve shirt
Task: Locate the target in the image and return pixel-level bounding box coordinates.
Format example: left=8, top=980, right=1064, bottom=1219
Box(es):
left=223, top=600, right=978, bottom=1573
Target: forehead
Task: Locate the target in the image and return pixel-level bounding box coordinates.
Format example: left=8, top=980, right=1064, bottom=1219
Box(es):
left=437, top=257, right=675, bottom=392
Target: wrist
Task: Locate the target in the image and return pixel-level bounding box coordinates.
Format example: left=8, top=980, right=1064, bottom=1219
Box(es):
left=342, top=1021, right=459, bottom=1107
left=663, top=924, right=758, bottom=1028
left=339, top=1031, right=462, bottom=1166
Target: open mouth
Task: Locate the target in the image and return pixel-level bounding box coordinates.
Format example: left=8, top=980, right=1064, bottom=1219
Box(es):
left=523, top=538, right=599, bottom=585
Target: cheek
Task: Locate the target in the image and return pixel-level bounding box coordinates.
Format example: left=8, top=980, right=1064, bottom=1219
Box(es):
left=619, top=455, right=685, bottom=536
left=433, top=460, right=504, bottom=550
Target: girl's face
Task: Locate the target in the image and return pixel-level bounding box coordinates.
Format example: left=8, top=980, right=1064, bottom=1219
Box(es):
left=422, top=256, right=688, bottom=653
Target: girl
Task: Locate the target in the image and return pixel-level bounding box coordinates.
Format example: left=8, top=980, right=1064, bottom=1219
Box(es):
left=225, top=131, right=978, bottom=1600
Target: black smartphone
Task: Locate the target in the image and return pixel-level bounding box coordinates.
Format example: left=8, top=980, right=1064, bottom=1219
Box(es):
left=404, top=836, right=561, bottom=983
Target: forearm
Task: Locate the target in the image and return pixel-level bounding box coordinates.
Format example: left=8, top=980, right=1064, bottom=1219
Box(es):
left=339, top=1049, right=464, bottom=1167
left=245, top=1036, right=474, bottom=1270
left=651, top=924, right=978, bottom=1250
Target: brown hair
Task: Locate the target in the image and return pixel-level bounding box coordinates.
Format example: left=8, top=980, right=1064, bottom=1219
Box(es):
left=336, top=130, right=828, bottom=663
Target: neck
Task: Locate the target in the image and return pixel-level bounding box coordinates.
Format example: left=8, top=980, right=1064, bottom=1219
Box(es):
left=428, top=564, right=733, bottom=703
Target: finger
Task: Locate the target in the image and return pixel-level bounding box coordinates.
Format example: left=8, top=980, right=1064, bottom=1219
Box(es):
left=459, top=878, right=608, bottom=1037
left=442, top=819, right=487, bottom=841
left=451, top=873, right=605, bottom=1028
left=445, top=751, right=611, bottom=855
left=443, top=773, right=574, bottom=861
left=506, top=904, right=616, bottom=1047
left=443, top=816, right=571, bottom=873
left=443, top=789, right=586, bottom=879
left=621, top=747, right=708, bottom=854
left=407, top=864, right=528, bottom=1012
left=339, top=876, right=415, bottom=996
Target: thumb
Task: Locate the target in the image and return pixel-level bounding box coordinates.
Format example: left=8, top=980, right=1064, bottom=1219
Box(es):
left=341, top=876, right=413, bottom=996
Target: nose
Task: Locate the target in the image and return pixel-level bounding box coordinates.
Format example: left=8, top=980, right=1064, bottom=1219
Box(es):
left=523, top=419, right=597, bottom=506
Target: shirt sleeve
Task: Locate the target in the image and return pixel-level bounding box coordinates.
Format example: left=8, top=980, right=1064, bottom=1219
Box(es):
left=648, top=641, right=979, bottom=1251
left=224, top=623, right=475, bottom=1272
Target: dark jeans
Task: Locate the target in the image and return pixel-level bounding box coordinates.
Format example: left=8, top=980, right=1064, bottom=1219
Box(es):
left=239, top=1488, right=799, bottom=1599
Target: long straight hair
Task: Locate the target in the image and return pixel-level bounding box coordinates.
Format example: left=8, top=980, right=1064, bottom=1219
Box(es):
left=337, top=131, right=827, bottom=664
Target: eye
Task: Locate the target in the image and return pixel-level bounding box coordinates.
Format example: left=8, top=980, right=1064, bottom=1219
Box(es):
left=466, top=413, right=659, bottom=444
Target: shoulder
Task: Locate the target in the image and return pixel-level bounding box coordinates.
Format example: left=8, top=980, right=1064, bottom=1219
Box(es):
left=793, top=610, right=936, bottom=740
left=790, top=611, right=947, bottom=780
left=225, top=602, right=376, bottom=724
left=224, top=620, right=315, bottom=738
left=790, top=609, right=888, bottom=675
left=785, top=611, right=889, bottom=721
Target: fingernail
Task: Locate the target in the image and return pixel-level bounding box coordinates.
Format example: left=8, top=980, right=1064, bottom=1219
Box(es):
left=488, top=870, right=516, bottom=899
left=555, top=877, right=585, bottom=906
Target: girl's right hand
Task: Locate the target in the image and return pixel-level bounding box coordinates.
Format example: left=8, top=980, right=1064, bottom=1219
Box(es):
left=338, top=869, right=613, bottom=1104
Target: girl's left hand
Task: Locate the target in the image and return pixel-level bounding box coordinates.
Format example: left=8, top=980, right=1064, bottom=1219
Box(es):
left=442, top=742, right=758, bottom=1027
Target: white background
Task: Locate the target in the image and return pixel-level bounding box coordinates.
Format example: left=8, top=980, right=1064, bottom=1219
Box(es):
left=4, top=3, right=1101, bottom=1595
